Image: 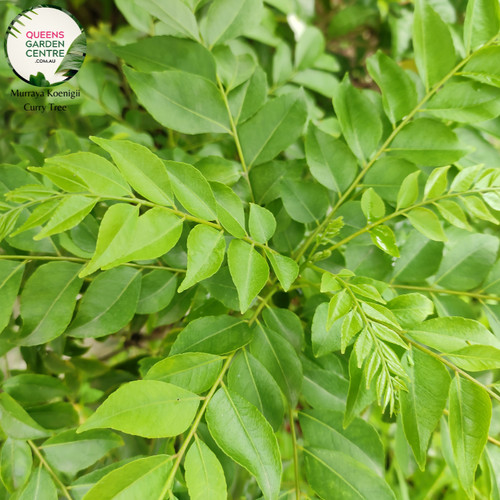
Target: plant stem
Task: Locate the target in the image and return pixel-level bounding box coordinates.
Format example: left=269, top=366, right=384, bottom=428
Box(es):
left=289, top=407, right=301, bottom=500
left=159, top=353, right=235, bottom=499
left=0, top=254, right=186, bottom=273
left=323, top=187, right=500, bottom=254
left=28, top=440, right=72, bottom=500
left=390, top=284, right=500, bottom=302
left=216, top=75, right=255, bottom=203
left=292, top=33, right=500, bottom=264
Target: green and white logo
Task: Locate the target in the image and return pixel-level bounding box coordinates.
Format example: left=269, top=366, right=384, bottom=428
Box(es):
left=4, top=5, right=86, bottom=87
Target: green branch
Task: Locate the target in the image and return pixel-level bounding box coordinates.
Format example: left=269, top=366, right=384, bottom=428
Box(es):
left=289, top=407, right=301, bottom=500
left=390, top=283, right=500, bottom=302
left=28, top=440, right=72, bottom=500
left=0, top=254, right=186, bottom=273
left=292, top=33, right=500, bottom=264
left=324, top=187, right=500, bottom=254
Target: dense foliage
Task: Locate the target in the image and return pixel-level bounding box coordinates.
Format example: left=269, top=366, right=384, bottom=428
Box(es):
left=2, top=0, right=500, bottom=498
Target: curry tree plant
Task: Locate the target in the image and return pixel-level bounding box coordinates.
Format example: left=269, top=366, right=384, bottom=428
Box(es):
left=3, top=0, right=500, bottom=498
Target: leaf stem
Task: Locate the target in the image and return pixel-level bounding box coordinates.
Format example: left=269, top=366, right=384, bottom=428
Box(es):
left=216, top=75, right=255, bottom=203
left=292, top=34, right=500, bottom=263
left=390, top=283, right=500, bottom=302
left=289, top=407, right=301, bottom=500
left=28, top=440, right=72, bottom=500
left=159, top=353, right=235, bottom=500
left=323, top=187, right=500, bottom=254
left=0, top=254, right=186, bottom=273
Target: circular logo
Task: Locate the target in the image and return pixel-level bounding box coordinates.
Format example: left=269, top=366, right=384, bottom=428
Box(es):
left=4, top=5, right=86, bottom=87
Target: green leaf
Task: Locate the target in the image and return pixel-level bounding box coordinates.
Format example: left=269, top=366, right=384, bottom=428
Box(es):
left=0, top=393, right=51, bottom=439
left=250, top=323, right=302, bottom=407
left=178, top=225, right=225, bottom=292
left=249, top=203, right=276, bottom=244
left=145, top=353, right=223, bottom=393
left=66, top=267, right=141, bottom=339
left=80, top=204, right=139, bottom=277
left=345, top=350, right=377, bottom=428
left=450, top=164, right=483, bottom=193
left=449, top=375, right=492, bottom=498
left=10, top=199, right=61, bottom=237
left=463, top=195, right=499, bottom=224
left=435, top=200, right=472, bottom=230
left=228, top=350, right=284, bottom=431
left=135, top=0, right=199, bottom=40
left=27, top=402, right=79, bottom=430
left=302, top=365, right=348, bottom=411
left=123, top=67, right=231, bottom=135
left=364, top=158, right=419, bottom=203
left=205, top=0, right=264, bottom=47
left=341, top=310, right=364, bottom=353
left=424, top=166, right=450, bottom=200
left=295, top=26, right=325, bottom=70
left=408, top=316, right=500, bottom=352
left=391, top=229, right=444, bottom=283
left=426, top=81, right=500, bottom=123
left=41, top=429, right=123, bottom=476
left=305, top=123, right=358, bottom=193
left=444, top=345, right=500, bottom=371
left=405, top=207, right=447, bottom=242
left=389, top=119, right=471, bottom=166
left=170, top=315, right=253, bottom=355
left=0, top=438, right=32, bottom=493
left=280, top=179, right=330, bottom=223
left=115, top=0, right=151, bottom=32
left=291, top=69, right=339, bottom=98
left=265, top=250, right=299, bottom=292
left=327, top=290, right=352, bottom=330
left=91, top=138, right=174, bottom=207
left=228, top=66, right=268, bottom=124
left=214, top=47, right=256, bottom=92
left=370, top=226, right=400, bottom=258
left=361, top=188, right=385, bottom=224
left=165, top=161, right=218, bottom=221
left=228, top=239, right=269, bottom=313
left=400, top=349, right=451, bottom=470
left=35, top=196, right=97, bottom=240
left=272, top=42, right=293, bottom=86
left=196, top=157, right=241, bottom=186
left=3, top=374, right=69, bottom=403
left=105, top=209, right=183, bottom=268
left=304, top=447, right=397, bottom=500
left=464, top=0, right=500, bottom=54
left=206, top=387, right=281, bottom=500
left=435, top=233, right=498, bottom=290
left=202, top=267, right=240, bottom=311
left=333, top=76, right=383, bottom=161
left=210, top=181, right=246, bottom=238
left=111, top=36, right=216, bottom=82
left=17, top=262, right=83, bottom=346
left=366, top=50, right=418, bottom=123
left=413, top=0, right=455, bottom=90
left=299, top=409, right=384, bottom=476
left=19, top=467, right=57, bottom=500
left=461, top=46, right=500, bottom=87
left=311, top=302, right=343, bottom=356
left=238, top=89, right=308, bottom=167
left=386, top=293, right=434, bottom=328
left=0, top=260, right=24, bottom=333
left=44, top=153, right=131, bottom=197
left=185, top=438, right=227, bottom=500
left=137, top=270, right=177, bottom=315
left=262, top=307, right=304, bottom=352
left=397, top=171, right=420, bottom=210
left=81, top=455, right=174, bottom=500
left=78, top=380, right=200, bottom=438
